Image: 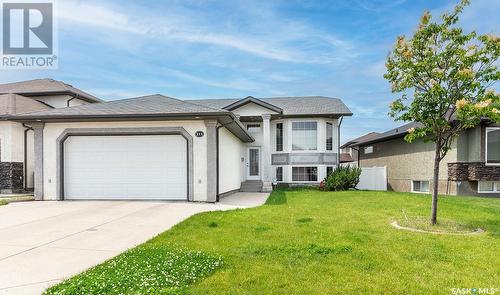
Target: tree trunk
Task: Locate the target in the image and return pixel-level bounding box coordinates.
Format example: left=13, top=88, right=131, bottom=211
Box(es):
left=431, top=143, right=441, bottom=225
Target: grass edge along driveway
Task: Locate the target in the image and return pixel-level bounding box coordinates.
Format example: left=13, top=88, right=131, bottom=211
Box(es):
left=45, top=189, right=500, bottom=295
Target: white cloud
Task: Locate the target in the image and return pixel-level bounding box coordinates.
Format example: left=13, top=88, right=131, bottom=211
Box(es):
left=162, top=68, right=264, bottom=91
left=57, top=0, right=357, bottom=64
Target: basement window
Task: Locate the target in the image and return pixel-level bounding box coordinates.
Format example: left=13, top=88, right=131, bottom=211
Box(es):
left=412, top=180, right=429, bottom=193
left=478, top=181, right=500, bottom=193
left=326, top=166, right=334, bottom=176
left=292, top=167, right=318, bottom=182
left=275, top=167, right=283, bottom=182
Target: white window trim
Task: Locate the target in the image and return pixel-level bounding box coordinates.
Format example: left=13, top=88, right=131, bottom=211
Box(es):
left=485, top=127, right=500, bottom=166
left=411, top=180, right=430, bottom=194
left=477, top=181, right=499, bottom=193
left=291, top=165, right=319, bottom=182
left=291, top=120, right=319, bottom=152
left=364, top=146, right=373, bottom=154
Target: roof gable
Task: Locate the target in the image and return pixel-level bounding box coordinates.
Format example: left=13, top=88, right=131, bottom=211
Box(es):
left=188, top=96, right=352, bottom=117
left=223, top=96, right=282, bottom=114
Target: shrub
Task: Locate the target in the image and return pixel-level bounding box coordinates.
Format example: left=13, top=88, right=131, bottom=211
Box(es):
left=323, top=166, right=361, bottom=191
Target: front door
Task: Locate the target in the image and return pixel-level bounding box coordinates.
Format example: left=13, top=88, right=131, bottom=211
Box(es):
left=247, top=147, right=261, bottom=180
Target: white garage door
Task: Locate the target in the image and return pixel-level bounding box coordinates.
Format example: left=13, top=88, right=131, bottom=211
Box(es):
left=63, top=135, right=187, bottom=200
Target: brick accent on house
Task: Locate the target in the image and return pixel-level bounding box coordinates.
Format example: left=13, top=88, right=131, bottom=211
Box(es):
left=0, top=162, right=24, bottom=192
left=448, top=162, right=500, bottom=181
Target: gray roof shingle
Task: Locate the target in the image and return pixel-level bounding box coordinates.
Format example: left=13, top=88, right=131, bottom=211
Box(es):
left=188, top=96, right=352, bottom=116
left=0, top=94, right=51, bottom=116
left=353, top=122, right=424, bottom=146
left=341, top=132, right=381, bottom=148
left=0, top=79, right=102, bottom=103
left=11, top=94, right=231, bottom=119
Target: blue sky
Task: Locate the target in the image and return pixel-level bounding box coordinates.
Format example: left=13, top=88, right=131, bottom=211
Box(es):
left=1, top=0, right=499, bottom=142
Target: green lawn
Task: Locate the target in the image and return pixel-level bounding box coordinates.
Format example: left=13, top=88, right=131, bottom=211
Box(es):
left=46, top=190, right=500, bottom=294
left=0, top=199, right=7, bottom=206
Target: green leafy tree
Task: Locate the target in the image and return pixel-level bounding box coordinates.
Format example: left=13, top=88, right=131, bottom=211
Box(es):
left=384, top=0, right=500, bottom=225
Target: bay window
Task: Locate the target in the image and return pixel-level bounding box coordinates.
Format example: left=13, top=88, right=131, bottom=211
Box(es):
left=292, top=122, right=317, bottom=151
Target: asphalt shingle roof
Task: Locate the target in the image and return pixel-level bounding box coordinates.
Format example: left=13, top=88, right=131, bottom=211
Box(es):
left=353, top=122, right=424, bottom=146
left=341, top=132, right=381, bottom=148
left=188, top=96, right=352, bottom=116
left=12, top=94, right=230, bottom=118
left=0, top=79, right=102, bottom=103
left=12, top=94, right=352, bottom=119
left=0, top=94, right=51, bottom=116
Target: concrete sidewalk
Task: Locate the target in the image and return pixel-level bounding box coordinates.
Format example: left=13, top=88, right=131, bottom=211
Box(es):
left=0, top=192, right=269, bottom=294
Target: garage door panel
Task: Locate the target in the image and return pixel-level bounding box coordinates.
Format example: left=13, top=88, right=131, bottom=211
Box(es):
left=64, top=135, right=187, bottom=200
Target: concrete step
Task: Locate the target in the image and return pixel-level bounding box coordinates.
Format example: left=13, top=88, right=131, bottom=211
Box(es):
left=240, top=181, right=263, bottom=192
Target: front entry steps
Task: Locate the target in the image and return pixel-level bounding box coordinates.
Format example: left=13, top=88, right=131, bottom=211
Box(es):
left=240, top=180, right=263, bottom=192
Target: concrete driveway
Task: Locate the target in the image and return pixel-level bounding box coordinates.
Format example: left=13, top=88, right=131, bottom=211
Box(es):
left=0, top=193, right=269, bottom=295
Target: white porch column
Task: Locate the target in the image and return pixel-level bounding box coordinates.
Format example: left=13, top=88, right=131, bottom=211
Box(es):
left=262, top=114, right=272, bottom=192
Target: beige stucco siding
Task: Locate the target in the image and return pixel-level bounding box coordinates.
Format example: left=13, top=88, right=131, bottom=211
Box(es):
left=218, top=127, right=244, bottom=194
left=42, top=120, right=209, bottom=201
left=360, top=137, right=458, bottom=194
left=0, top=121, right=25, bottom=162
left=231, top=103, right=279, bottom=117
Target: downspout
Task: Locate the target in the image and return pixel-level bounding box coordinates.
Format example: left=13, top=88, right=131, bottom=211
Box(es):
left=66, top=96, right=76, bottom=107
left=337, top=116, right=343, bottom=168
left=22, top=123, right=33, bottom=190
left=216, top=124, right=221, bottom=202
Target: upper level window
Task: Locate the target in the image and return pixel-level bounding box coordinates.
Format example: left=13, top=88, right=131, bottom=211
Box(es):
left=326, top=122, right=333, bottom=151
left=292, top=122, right=317, bottom=151
left=276, top=123, right=283, bottom=152
left=364, top=146, right=373, bottom=154
left=247, top=124, right=261, bottom=133
left=486, top=127, right=500, bottom=165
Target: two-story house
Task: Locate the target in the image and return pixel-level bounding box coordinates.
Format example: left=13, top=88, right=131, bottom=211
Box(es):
left=0, top=79, right=102, bottom=193
left=7, top=79, right=352, bottom=202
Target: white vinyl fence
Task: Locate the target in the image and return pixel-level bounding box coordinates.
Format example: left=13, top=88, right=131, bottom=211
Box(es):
left=356, top=166, right=387, bottom=191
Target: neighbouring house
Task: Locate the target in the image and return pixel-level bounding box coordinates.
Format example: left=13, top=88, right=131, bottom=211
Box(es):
left=0, top=79, right=102, bottom=193
left=343, top=122, right=500, bottom=197
left=4, top=79, right=352, bottom=202
left=340, top=132, right=380, bottom=166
